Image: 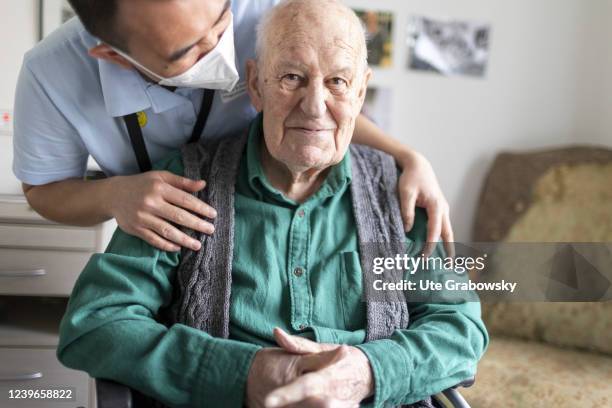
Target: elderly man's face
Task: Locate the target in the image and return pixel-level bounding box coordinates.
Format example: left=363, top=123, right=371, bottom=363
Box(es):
left=247, top=10, right=370, bottom=173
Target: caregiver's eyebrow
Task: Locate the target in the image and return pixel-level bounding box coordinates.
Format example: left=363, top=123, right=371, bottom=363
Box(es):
left=168, top=0, right=232, bottom=62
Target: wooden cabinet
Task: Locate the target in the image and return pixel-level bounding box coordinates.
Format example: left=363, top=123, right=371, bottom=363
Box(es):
left=0, top=194, right=116, bottom=408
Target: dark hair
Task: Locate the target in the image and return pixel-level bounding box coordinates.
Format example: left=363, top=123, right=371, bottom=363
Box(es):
left=67, top=0, right=125, bottom=49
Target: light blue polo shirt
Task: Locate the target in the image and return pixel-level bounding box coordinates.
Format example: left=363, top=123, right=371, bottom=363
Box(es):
left=13, top=0, right=278, bottom=186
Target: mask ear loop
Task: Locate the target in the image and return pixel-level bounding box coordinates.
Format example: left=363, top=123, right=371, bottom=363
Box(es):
left=102, top=41, right=168, bottom=83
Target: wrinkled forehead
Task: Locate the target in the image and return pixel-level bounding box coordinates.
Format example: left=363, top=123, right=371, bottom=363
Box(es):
left=269, top=24, right=363, bottom=72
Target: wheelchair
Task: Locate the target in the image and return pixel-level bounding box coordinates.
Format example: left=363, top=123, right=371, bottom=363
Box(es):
left=95, top=376, right=475, bottom=408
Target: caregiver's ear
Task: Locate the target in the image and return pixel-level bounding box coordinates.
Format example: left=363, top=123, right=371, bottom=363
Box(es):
left=89, top=43, right=132, bottom=70
left=246, top=59, right=263, bottom=112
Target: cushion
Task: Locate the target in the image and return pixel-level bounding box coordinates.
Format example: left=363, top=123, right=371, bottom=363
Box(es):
left=483, top=302, right=612, bottom=356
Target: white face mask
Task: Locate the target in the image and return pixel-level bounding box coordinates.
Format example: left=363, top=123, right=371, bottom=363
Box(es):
left=111, top=19, right=240, bottom=91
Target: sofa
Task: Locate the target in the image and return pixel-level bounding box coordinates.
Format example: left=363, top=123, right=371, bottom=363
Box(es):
left=461, top=146, right=612, bottom=407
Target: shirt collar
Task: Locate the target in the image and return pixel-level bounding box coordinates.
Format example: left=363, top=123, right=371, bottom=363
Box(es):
left=245, top=113, right=352, bottom=206
left=98, top=58, right=193, bottom=117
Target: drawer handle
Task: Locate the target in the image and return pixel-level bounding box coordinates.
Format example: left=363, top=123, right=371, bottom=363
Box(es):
left=0, top=269, right=47, bottom=278
left=0, top=372, right=43, bottom=381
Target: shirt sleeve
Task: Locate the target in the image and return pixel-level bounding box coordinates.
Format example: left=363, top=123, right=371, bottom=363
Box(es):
left=57, top=155, right=261, bottom=407
left=356, top=209, right=489, bottom=407
left=12, top=60, right=89, bottom=185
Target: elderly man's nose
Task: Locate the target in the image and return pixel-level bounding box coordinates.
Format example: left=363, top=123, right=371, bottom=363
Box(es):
left=300, top=83, right=327, bottom=118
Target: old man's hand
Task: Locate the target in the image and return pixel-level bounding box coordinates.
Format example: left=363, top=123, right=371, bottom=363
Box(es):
left=246, top=333, right=346, bottom=408
left=261, top=329, right=374, bottom=408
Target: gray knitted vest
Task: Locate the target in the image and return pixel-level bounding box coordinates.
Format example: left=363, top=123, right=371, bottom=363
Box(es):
left=170, top=131, right=409, bottom=340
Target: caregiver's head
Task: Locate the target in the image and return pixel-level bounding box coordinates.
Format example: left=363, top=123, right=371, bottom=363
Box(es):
left=246, top=0, right=371, bottom=177
left=70, top=0, right=235, bottom=88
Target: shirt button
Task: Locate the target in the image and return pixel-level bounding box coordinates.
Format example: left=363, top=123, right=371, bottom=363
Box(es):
left=299, top=324, right=307, bottom=330
left=297, top=209, right=305, bottom=218
left=293, top=267, right=304, bottom=277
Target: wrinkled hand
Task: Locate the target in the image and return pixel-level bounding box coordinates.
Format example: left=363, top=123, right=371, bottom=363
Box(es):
left=398, top=150, right=454, bottom=257
left=246, top=335, right=344, bottom=408
left=109, top=171, right=217, bottom=252
left=263, top=329, right=374, bottom=408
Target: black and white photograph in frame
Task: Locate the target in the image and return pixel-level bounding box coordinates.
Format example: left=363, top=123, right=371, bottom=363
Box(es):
left=407, top=15, right=491, bottom=78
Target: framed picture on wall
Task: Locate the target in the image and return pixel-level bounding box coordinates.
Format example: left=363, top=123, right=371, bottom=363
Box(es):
left=353, top=9, right=394, bottom=68
left=407, top=15, right=491, bottom=78
left=38, top=0, right=75, bottom=40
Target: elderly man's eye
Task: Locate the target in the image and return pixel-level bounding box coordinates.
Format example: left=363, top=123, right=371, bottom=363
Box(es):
left=328, top=77, right=348, bottom=90
left=280, top=74, right=305, bottom=90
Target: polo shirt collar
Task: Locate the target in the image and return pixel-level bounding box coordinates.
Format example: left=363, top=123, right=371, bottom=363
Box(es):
left=99, top=58, right=191, bottom=117
left=245, top=113, right=352, bottom=206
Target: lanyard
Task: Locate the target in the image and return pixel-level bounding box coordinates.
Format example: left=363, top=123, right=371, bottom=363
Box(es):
left=123, top=89, right=215, bottom=173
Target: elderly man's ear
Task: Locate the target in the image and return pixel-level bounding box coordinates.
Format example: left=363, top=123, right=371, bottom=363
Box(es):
left=246, top=59, right=264, bottom=112
left=358, top=68, right=373, bottom=106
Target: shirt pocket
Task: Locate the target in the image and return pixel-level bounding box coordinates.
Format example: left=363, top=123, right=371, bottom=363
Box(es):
left=339, top=251, right=366, bottom=331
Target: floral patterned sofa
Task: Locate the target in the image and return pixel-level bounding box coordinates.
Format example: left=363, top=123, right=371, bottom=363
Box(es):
left=461, top=146, right=612, bottom=407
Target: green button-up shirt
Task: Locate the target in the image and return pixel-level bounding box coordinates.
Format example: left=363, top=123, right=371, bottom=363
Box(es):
left=58, top=117, right=487, bottom=408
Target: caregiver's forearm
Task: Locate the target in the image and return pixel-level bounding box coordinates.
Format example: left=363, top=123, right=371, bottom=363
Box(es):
left=353, top=114, right=414, bottom=167
left=23, top=178, right=114, bottom=226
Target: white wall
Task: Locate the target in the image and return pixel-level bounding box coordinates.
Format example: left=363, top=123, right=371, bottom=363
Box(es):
left=0, top=1, right=36, bottom=108
left=0, top=0, right=610, bottom=238
left=0, top=0, right=37, bottom=194
left=574, top=0, right=612, bottom=148
left=598, top=0, right=612, bottom=146
left=346, top=0, right=612, bottom=240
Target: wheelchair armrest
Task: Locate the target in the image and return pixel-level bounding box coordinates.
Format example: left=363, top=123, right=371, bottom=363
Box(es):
left=95, top=378, right=132, bottom=408
left=452, top=376, right=475, bottom=389
left=440, top=376, right=476, bottom=408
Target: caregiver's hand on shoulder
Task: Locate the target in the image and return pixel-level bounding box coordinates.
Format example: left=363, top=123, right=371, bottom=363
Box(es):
left=397, top=149, right=455, bottom=258
left=108, top=171, right=216, bottom=252
left=262, top=328, right=373, bottom=408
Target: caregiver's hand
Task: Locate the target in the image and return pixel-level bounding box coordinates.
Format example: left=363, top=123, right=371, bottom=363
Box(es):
left=398, top=149, right=455, bottom=258
left=263, top=329, right=373, bottom=408
left=109, top=171, right=216, bottom=252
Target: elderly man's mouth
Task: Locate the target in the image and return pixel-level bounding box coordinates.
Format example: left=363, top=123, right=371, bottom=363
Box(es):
left=288, top=127, right=336, bottom=136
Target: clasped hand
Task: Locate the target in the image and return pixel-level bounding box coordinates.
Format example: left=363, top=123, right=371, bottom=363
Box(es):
left=246, top=328, right=374, bottom=408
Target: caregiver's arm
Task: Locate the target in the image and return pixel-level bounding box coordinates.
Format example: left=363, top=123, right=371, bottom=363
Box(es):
left=353, top=114, right=453, bottom=253
left=57, top=227, right=260, bottom=408
left=15, top=63, right=214, bottom=253
left=22, top=169, right=214, bottom=252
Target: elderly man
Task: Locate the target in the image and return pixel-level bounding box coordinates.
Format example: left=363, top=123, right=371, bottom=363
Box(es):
left=58, top=1, right=488, bottom=407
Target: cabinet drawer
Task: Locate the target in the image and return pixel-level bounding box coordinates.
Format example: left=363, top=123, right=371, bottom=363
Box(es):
left=0, top=348, right=91, bottom=407
left=0, top=249, right=92, bottom=296
left=0, top=297, right=66, bottom=347
left=0, top=224, right=97, bottom=251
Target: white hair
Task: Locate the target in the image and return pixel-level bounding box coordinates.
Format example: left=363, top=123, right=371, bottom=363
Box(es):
left=254, top=0, right=368, bottom=71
